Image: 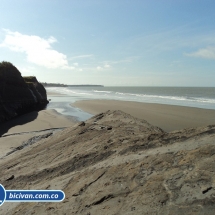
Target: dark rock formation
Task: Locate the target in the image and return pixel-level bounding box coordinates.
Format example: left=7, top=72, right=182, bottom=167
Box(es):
left=0, top=61, right=48, bottom=123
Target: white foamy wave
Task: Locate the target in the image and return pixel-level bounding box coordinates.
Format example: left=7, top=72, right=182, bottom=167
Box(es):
left=93, top=90, right=112, bottom=93
left=46, top=87, right=93, bottom=96
left=112, top=91, right=215, bottom=104
left=193, top=98, right=215, bottom=104
left=135, top=94, right=189, bottom=101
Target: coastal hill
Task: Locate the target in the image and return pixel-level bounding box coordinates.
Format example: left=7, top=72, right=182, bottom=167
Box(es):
left=0, top=110, right=215, bottom=214
left=41, top=82, right=104, bottom=87
left=0, top=61, right=48, bottom=123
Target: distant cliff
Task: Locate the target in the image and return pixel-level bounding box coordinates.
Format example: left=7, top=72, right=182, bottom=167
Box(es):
left=0, top=61, right=48, bottom=123
left=41, top=82, right=104, bottom=87
left=41, top=82, right=68, bottom=87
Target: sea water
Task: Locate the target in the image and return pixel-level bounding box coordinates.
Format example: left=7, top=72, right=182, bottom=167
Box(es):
left=46, top=87, right=215, bottom=121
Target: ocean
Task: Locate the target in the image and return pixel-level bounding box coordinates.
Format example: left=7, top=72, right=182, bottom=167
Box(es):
left=46, top=86, right=215, bottom=121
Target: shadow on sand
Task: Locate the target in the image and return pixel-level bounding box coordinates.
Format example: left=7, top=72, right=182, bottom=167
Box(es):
left=0, top=111, right=38, bottom=137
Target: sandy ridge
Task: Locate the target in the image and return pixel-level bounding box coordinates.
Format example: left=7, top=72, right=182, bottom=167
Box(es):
left=0, top=110, right=215, bottom=214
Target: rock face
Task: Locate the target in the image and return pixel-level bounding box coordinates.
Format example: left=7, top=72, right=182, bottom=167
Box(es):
left=0, top=110, right=215, bottom=214
left=0, top=61, right=48, bottom=122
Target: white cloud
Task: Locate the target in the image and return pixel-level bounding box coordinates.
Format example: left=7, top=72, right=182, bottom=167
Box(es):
left=73, top=62, right=79, bottom=66
left=97, top=66, right=102, bottom=70
left=103, top=56, right=141, bottom=66
left=186, top=47, right=215, bottom=60
left=96, top=64, right=112, bottom=71
left=0, top=29, right=74, bottom=69
left=104, top=64, right=110, bottom=68
left=70, top=54, right=93, bottom=60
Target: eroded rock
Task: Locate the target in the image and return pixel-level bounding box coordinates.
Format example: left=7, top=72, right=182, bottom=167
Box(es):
left=0, top=110, right=215, bottom=214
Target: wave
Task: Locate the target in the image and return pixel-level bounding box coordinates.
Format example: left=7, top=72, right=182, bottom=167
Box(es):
left=112, top=91, right=215, bottom=104
left=93, top=90, right=112, bottom=93
left=46, top=87, right=215, bottom=109
left=46, top=87, right=93, bottom=96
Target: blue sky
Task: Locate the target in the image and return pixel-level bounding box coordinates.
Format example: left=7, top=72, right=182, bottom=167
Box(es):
left=0, top=0, right=215, bottom=86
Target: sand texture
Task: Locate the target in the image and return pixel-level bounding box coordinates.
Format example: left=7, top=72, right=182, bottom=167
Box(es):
left=0, top=110, right=215, bottom=214
left=0, top=109, right=76, bottom=159
left=73, top=99, right=215, bottom=132
left=0, top=109, right=76, bottom=135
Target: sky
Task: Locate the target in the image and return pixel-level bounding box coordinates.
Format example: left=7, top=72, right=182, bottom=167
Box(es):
left=0, top=0, right=215, bottom=86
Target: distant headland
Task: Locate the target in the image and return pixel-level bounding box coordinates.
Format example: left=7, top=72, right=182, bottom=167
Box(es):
left=41, top=82, right=104, bottom=87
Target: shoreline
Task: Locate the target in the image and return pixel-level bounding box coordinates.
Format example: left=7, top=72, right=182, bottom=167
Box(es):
left=72, top=99, right=215, bottom=132
left=1, top=89, right=214, bottom=157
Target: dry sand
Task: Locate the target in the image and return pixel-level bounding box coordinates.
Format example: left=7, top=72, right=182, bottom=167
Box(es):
left=73, top=99, right=215, bottom=132
left=0, top=109, right=76, bottom=158
left=0, top=109, right=76, bottom=135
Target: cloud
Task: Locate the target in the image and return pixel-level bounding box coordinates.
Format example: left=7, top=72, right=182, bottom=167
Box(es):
left=103, top=56, right=141, bottom=65
left=0, top=29, right=74, bottom=69
left=104, top=64, right=110, bottom=68
left=96, top=64, right=112, bottom=71
left=97, top=66, right=102, bottom=70
left=70, top=54, right=93, bottom=60
left=186, top=47, right=215, bottom=60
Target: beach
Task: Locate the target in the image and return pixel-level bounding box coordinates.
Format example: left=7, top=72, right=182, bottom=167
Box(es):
left=45, top=86, right=215, bottom=131
left=73, top=99, right=215, bottom=132
left=1, top=89, right=215, bottom=158
left=1, top=91, right=215, bottom=214
left=0, top=108, right=76, bottom=158
left=0, top=90, right=79, bottom=158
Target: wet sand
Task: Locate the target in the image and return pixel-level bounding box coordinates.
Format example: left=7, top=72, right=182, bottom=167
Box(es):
left=73, top=99, right=215, bottom=132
